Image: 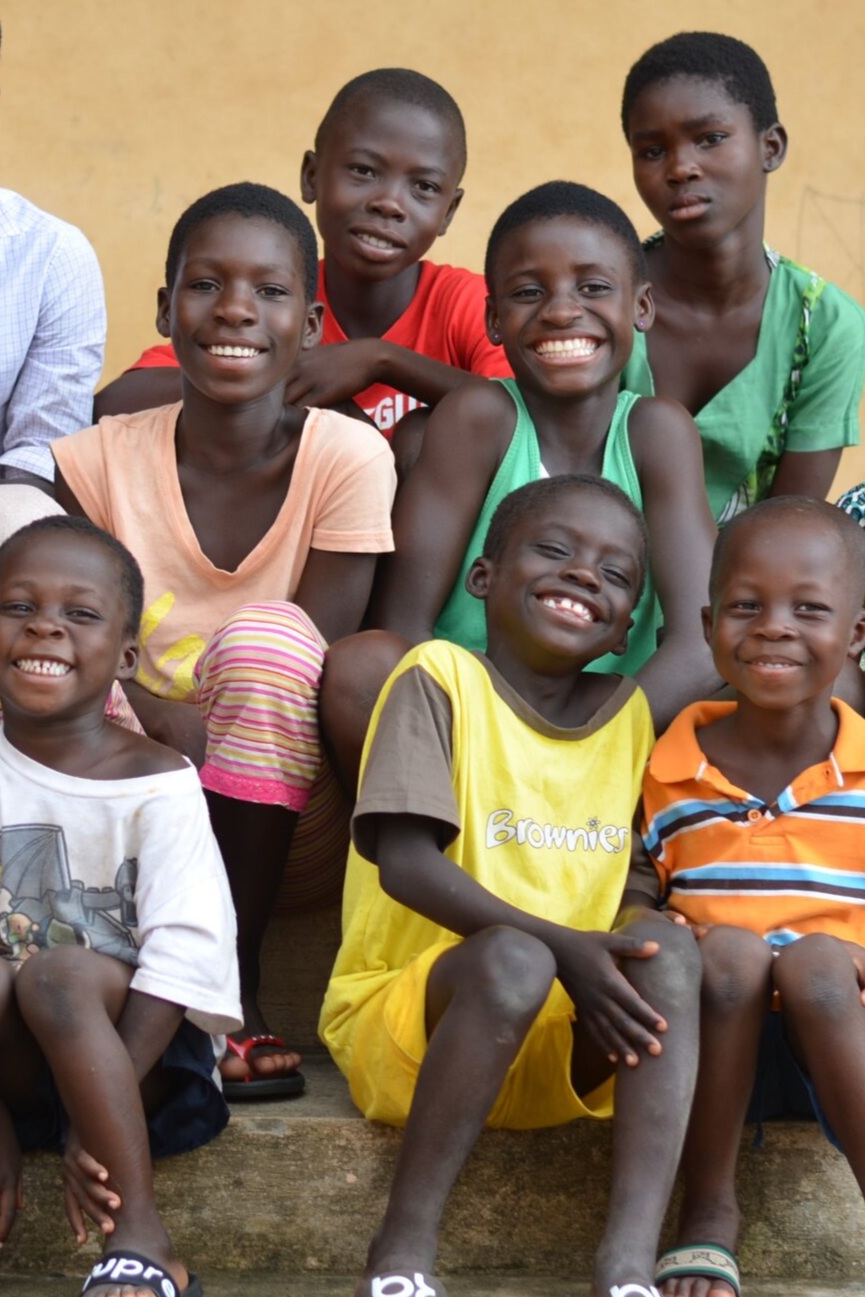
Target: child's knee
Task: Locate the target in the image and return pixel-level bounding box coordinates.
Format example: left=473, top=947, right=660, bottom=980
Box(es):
left=460, top=926, right=557, bottom=1020
left=15, top=948, right=129, bottom=1032
left=699, top=925, right=773, bottom=1012
left=625, top=917, right=701, bottom=1002
left=774, top=934, right=858, bottom=1021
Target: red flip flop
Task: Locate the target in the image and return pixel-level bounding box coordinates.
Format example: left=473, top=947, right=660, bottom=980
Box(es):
left=221, top=1032, right=305, bottom=1100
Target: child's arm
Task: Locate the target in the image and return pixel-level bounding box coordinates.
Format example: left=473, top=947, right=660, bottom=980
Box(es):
left=370, top=382, right=515, bottom=641
left=283, top=339, right=491, bottom=414
left=375, top=812, right=665, bottom=1064
left=628, top=396, right=720, bottom=731
left=768, top=448, right=842, bottom=503
left=294, top=549, right=379, bottom=645
left=93, top=368, right=183, bottom=420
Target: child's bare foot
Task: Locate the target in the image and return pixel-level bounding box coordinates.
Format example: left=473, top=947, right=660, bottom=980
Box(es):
left=80, top=1248, right=195, bottom=1297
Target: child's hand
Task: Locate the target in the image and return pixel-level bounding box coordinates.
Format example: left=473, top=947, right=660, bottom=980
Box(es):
left=556, top=930, right=665, bottom=1066
left=61, top=1128, right=120, bottom=1244
left=0, top=1105, right=23, bottom=1244
left=284, top=341, right=379, bottom=409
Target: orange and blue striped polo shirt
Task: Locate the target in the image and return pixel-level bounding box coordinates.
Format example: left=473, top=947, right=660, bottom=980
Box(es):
left=642, top=699, right=865, bottom=947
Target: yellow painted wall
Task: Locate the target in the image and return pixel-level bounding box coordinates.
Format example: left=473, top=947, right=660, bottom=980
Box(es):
left=3, top=0, right=864, bottom=493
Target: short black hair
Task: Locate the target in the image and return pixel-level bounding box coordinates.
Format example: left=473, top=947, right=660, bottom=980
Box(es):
left=482, top=474, right=649, bottom=602
left=484, top=181, right=646, bottom=291
left=709, top=496, right=865, bottom=608
left=0, top=516, right=144, bottom=636
left=621, top=32, right=779, bottom=138
left=164, top=181, right=319, bottom=301
left=314, top=68, right=467, bottom=178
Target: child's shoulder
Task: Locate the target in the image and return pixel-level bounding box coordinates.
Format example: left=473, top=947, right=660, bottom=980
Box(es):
left=768, top=250, right=865, bottom=331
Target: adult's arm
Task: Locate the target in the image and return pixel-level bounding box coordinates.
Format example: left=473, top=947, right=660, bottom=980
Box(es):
left=0, top=225, right=105, bottom=482
left=628, top=397, right=720, bottom=731
left=369, top=381, right=514, bottom=642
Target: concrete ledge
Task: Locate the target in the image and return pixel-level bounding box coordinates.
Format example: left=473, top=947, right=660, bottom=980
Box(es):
left=4, top=1056, right=864, bottom=1283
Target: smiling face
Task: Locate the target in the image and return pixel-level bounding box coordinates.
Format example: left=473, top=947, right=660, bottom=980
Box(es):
left=485, top=216, right=651, bottom=400
left=300, top=97, right=464, bottom=283
left=157, top=213, right=323, bottom=404
left=467, top=487, right=644, bottom=672
left=626, top=75, right=786, bottom=248
left=704, top=514, right=865, bottom=712
left=0, top=533, right=139, bottom=724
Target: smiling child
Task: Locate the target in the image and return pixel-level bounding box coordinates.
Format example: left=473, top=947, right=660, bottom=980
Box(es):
left=52, top=182, right=397, bottom=1099
left=620, top=32, right=865, bottom=523
left=0, top=514, right=240, bottom=1297
left=630, top=497, right=865, bottom=1297
left=322, top=475, right=701, bottom=1297
left=371, top=180, right=718, bottom=731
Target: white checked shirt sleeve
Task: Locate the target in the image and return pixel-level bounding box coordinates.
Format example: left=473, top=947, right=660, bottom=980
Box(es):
left=0, top=190, right=106, bottom=481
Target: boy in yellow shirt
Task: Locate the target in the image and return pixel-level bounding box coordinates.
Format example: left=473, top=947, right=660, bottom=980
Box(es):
left=321, top=474, right=701, bottom=1297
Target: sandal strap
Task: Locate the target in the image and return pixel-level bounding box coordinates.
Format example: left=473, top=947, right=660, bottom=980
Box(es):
left=81, top=1251, right=179, bottom=1297
left=609, top=1285, right=662, bottom=1297
left=656, top=1244, right=740, bottom=1295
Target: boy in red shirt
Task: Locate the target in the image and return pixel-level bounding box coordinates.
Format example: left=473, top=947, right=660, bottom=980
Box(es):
left=94, top=68, right=509, bottom=462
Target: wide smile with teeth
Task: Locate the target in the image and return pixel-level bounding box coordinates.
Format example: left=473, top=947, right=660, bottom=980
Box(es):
left=535, top=338, right=599, bottom=359
left=540, top=596, right=594, bottom=622
left=207, top=345, right=262, bottom=358
left=15, top=658, right=71, bottom=677
left=355, top=232, right=399, bottom=250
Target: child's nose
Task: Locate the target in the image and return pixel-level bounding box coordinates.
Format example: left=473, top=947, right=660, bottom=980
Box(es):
left=666, top=146, right=702, bottom=183
left=215, top=284, right=257, bottom=324
left=540, top=290, right=583, bottom=324
left=368, top=182, right=407, bottom=220
left=26, top=612, right=64, bottom=637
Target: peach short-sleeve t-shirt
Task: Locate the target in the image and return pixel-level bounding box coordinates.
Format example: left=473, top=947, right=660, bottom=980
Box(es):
left=53, top=403, right=396, bottom=702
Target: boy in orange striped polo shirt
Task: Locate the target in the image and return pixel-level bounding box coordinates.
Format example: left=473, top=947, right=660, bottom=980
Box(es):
left=629, top=496, right=865, bottom=1297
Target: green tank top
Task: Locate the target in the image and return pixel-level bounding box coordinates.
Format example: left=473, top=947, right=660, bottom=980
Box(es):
left=433, top=379, right=660, bottom=677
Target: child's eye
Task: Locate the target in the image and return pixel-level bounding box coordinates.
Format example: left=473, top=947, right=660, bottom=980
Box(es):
left=603, top=566, right=632, bottom=588
left=796, top=602, right=830, bottom=614
left=729, top=600, right=760, bottom=612
left=258, top=285, right=289, bottom=298
left=414, top=180, right=441, bottom=197
left=0, top=601, right=32, bottom=615
left=511, top=286, right=543, bottom=301
left=535, top=543, right=568, bottom=558
left=348, top=164, right=375, bottom=178
left=188, top=278, right=219, bottom=293
left=635, top=145, right=665, bottom=162
left=67, top=608, right=101, bottom=621
left=581, top=281, right=612, bottom=297
left=700, top=132, right=728, bottom=147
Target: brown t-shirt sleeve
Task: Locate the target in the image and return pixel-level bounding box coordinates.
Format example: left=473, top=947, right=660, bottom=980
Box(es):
left=351, top=664, right=461, bottom=864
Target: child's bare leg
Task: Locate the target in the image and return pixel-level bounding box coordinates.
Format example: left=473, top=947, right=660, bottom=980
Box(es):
left=15, top=947, right=188, bottom=1295
left=362, top=926, right=557, bottom=1285
left=0, top=959, right=44, bottom=1242
left=774, top=935, right=865, bottom=1194
left=662, top=926, right=773, bottom=1297
left=205, top=790, right=302, bottom=1080
left=586, top=919, right=701, bottom=1297
left=320, top=631, right=409, bottom=796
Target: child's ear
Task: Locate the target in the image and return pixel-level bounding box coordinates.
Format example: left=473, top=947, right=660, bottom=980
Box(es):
left=156, top=287, right=171, bottom=339
left=116, top=641, right=140, bottom=682
left=485, top=297, right=502, bottom=347
left=299, top=151, right=318, bottom=205
left=465, top=556, right=492, bottom=601
left=761, top=122, right=788, bottom=173
left=634, top=283, right=655, bottom=333
left=437, top=188, right=464, bottom=239
left=301, top=301, right=325, bottom=351
left=847, top=608, right=865, bottom=660
left=701, top=604, right=714, bottom=646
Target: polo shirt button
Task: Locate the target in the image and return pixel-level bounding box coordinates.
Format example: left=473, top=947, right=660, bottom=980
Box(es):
left=747, top=808, right=762, bottom=822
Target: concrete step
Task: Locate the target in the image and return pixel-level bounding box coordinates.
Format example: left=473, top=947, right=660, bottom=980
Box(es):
left=5, top=1055, right=865, bottom=1284
left=5, top=1278, right=864, bottom=1297
left=4, top=910, right=864, bottom=1286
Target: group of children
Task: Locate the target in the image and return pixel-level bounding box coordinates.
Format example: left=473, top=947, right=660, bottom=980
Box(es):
left=1, top=26, right=865, bottom=1297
